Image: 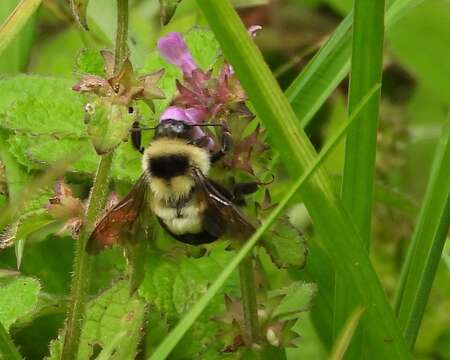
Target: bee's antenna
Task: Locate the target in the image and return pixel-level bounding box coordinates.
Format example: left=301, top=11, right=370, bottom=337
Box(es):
left=194, top=123, right=224, bottom=128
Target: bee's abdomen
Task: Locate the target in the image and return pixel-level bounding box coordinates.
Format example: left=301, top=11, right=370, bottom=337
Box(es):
left=149, top=154, right=189, bottom=180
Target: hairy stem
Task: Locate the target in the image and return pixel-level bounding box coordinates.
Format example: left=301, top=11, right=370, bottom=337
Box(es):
left=61, top=153, right=114, bottom=360
left=114, top=0, right=128, bottom=73
left=238, top=255, right=261, bottom=346
left=61, top=1, right=129, bottom=357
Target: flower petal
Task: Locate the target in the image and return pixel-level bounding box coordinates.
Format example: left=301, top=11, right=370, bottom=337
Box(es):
left=157, top=32, right=198, bottom=75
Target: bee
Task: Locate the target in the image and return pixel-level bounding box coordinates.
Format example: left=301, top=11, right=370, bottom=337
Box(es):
left=87, top=119, right=266, bottom=254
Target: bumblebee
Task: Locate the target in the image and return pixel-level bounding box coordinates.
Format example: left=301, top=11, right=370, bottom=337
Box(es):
left=87, top=119, right=264, bottom=254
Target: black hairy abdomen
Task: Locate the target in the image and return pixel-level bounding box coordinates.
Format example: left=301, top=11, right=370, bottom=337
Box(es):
left=149, top=154, right=189, bottom=180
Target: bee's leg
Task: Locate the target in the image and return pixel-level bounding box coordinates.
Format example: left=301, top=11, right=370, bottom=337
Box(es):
left=211, top=124, right=233, bottom=163
left=231, top=176, right=274, bottom=205
left=131, top=121, right=144, bottom=153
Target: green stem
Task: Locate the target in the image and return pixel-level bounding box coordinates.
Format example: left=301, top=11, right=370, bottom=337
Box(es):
left=114, top=0, right=128, bottom=73
left=0, top=321, right=22, bottom=360
left=61, top=153, right=114, bottom=360
left=61, top=0, right=129, bottom=356
left=238, top=255, right=260, bottom=346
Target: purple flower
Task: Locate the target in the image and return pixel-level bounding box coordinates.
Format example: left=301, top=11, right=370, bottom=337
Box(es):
left=160, top=106, right=214, bottom=149
left=157, top=32, right=198, bottom=75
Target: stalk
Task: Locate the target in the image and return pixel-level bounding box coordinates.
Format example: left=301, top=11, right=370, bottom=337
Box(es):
left=114, top=0, right=128, bottom=73
left=60, top=153, right=113, bottom=360
left=61, top=1, right=129, bottom=358
left=238, top=255, right=261, bottom=346
left=0, top=322, right=22, bottom=360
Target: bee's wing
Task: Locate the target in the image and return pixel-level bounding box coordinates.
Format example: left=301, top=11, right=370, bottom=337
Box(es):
left=86, top=173, right=151, bottom=254
left=191, top=168, right=254, bottom=240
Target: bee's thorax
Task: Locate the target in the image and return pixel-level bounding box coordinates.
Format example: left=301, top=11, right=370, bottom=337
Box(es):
left=142, top=137, right=210, bottom=201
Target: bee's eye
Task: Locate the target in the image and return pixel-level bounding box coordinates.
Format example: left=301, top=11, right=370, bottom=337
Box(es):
left=84, top=103, right=95, bottom=115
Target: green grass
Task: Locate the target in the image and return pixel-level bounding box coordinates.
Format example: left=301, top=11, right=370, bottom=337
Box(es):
left=395, top=121, right=450, bottom=349
left=285, top=0, right=425, bottom=128
left=334, top=0, right=385, bottom=358
left=0, top=0, right=41, bottom=56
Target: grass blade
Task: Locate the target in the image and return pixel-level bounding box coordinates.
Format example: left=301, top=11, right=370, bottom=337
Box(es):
left=0, top=321, right=22, bottom=360
left=0, top=0, right=42, bottom=56
left=148, top=84, right=381, bottom=360
left=335, top=0, right=385, bottom=357
left=394, top=121, right=450, bottom=349
left=329, top=308, right=365, bottom=360
left=194, top=0, right=408, bottom=358
left=285, top=0, right=424, bottom=127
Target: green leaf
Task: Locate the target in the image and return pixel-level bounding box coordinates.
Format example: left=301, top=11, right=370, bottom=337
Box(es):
left=140, top=245, right=239, bottom=358
left=0, top=0, right=42, bottom=57
left=7, top=134, right=96, bottom=172
left=2, top=95, right=84, bottom=137
left=262, top=217, right=307, bottom=269
left=0, top=276, right=40, bottom=331
left=0, top=208, right=55, bottom=250
left=77, top=280, right=146, bottom=360
left=74, top=48, right=106, bottom=78
left=0, top=75, right=78, bottom=111
left=0, top=0, right=37, bottom=74
left=395, top=121, right=450, bottom=349
left=0, top=321, right=22, bottom=360
left=285, top=0, right=424, bottom=128
left=269, top=282, right=316, bottom=321
left=329, top=308, right=365, bottom=360
left=336, top=0, right=385, bottom=356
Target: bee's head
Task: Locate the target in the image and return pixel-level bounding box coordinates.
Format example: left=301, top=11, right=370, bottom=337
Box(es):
left=154, top=119, right=192, bottom=140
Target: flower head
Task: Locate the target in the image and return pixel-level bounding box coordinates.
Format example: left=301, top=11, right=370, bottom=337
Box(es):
left=157, top=32, right=198, bottom=76
left=73, top=50, right=165, bottom=109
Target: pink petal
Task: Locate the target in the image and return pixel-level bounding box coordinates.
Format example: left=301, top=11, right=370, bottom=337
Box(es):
left=185, top=107, right=208, bottom=124
left=160, top=106, right=191, bottom=123
left=248, top=25, right=262, bottom=38
left=157, top=32, right=198, bottom=75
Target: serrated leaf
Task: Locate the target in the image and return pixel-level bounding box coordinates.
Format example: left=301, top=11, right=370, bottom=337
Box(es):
left=8, top=132, right=142, bottom=182
left=7, top=134, right=97, bottom=172
left=269, top=282, right=317, bottom=322
left=0, top=209, right=55, bottom=252
left=0, top=75, right=81, bottom=113
left=0, top=277, right=40, bottom=331
left=77, top=280, right=146, bottom=360
left=262, top=217, right=308, bottom=269
left=75, top=48, right=106, bottom=78
left=139, top=244, right=238, bottom=357
left=2, top=95, right=84, bottom=137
